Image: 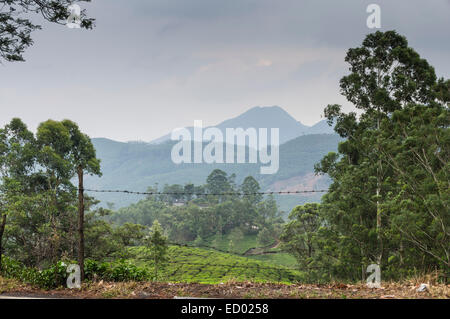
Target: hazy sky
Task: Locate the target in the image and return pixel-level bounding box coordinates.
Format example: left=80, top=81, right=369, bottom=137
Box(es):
left=0, top=0, right=449, bottom=142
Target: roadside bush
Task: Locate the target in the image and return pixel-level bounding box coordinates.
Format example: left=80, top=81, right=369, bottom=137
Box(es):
left=2, top=256, right=150, bottom=289
left=85, top=259, right=149, bottom=282
left=107, top=259, right=149, bottom=281
left=1, top=257, right=69, bottom=289
left=1, top=256, right=23, bottom=278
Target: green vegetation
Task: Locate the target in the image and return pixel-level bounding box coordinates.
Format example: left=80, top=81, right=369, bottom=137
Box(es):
left=127, top=245, right=304, bottom=284
left=106, top=169, right=285, bottom=251
left=0, top=31, right=447, bottom=291
left=0, top=244, right=303, bottom=288
left=1, top=256, right=70, bottom=289
left=248, top=253, right=298, bottom=269
left=281, top=31, right=449, bottom=282
left=203, top=233, right=271, bottom=255
left=0, top=118, right=146, bottom=283
left=144, top=220, right=169, bottom=280
left=88, top=133, right=341, bottom=210
left=0, top=1, right=94, bottom=63
left=1, top=256, right=150, bottom=289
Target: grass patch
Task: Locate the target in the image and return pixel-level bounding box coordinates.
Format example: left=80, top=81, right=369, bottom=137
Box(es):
left=200, top=233, right=270, bottom=255
left=247, top=253, right=298, bottom=268
left=0, top=276, right=23, bottom=294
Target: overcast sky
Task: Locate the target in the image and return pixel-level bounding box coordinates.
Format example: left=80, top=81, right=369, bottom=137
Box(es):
left=0, top=0, right=449, bottom=142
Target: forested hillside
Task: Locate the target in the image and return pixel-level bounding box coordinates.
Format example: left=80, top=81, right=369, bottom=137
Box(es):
left=88, top=133, right=341, bottom=210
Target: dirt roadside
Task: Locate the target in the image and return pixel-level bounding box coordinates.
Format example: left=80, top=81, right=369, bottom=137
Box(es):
left=1, top=277, right=448, bottom=299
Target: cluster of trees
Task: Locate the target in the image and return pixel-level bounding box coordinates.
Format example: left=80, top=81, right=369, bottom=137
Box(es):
left=108, top=169, right=284, bottom=248
left=1, top=16, right=448, bottom=286
left=281, top=31, right=449, bottom=281
left=0, top=1, right=174, bottom=284
left=0, top=119, right=146, bottom=280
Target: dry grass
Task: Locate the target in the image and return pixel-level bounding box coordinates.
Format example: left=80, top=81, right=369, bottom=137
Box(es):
left=0, top=276, right=448, bottom=299
left=0, top=277, right=26, bottom=294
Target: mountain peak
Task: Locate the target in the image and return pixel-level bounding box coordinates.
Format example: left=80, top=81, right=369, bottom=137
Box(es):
left=150, top=106, right=334, bottom=145
left=238, top=105, right=296, bottom=118
left=213, top=106, right=308, bottom=144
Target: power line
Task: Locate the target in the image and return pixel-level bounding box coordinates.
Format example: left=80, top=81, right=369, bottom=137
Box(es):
left=82, top=188, right=328, bottom=196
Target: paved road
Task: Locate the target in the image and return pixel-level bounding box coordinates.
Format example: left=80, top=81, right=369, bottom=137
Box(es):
left=0, top=296, right=46, bottom=299
left=0, top=293, right=59, bottom=299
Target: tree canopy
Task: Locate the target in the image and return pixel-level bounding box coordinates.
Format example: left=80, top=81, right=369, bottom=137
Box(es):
left=0, top=0, right=94, bottom=62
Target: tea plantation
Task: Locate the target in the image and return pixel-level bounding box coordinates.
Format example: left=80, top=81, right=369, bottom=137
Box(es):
left=127, top=246, right=305, bottom=284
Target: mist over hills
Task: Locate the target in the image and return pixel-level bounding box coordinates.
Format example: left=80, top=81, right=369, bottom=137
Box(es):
left=86, top=106, right=340, bottom=213
left=150, top=106, right=334, bottom=145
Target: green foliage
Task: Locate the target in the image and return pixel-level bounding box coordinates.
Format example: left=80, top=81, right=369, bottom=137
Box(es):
left=2, top=30, right=447, bottom=287
left=61, top=119, right=101, bottom=177
left=107, top=171, right=285, bottom=247
left=257, top=227, right=274, bottom=246
left=85, top=259, right=149, bottom=282
left=193, top=235, right=204, bottom=246
left=84, top=218, right=145, bottom=261
left=379, top=103, right=449, bottom=273
left=229, top=228, right=244, bottom=253
left=1, top=256, right=69, bottom=289
left=1, top=256, right=151, bottom=289
left=241, top=176, right=263, bottom=205
left=143, top=220, right=169, bottom=280
left=0, top=1, right=94, bottom=62
left=340, top=30, right=436, bottom=113
left=127, top=245, right=305, bottom=284
left=0, top=118, right=138, bottom=279
left=88, top=133, right=341, bottom=209
left=280, top=31, right=450, bottom=282
left=206, top=169, right=233, bottom=203
left=248, top=253, right=298, bottom=268
left=280, top=204, right=321, bottom=270
left=204, top=233, right=261, bottom=255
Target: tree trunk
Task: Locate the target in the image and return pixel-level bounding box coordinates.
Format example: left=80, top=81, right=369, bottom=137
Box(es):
left=154, top=255, right=158, bottom=281
left=376, top=111, right=383, bottom=265
left=0, top=214, right=6, bottom=273
left=376, top=184, right=382, bottom=264
left=77, top=166, right=85, bottom=282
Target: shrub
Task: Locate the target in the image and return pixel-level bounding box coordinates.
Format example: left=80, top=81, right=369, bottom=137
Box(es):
left=1, top=256, right=150, bottom=289
left=1, top=257, right=69, bottom=289
left=85, top=259, right=149, bottom=282
left=107, top=259, right=149, bottom=281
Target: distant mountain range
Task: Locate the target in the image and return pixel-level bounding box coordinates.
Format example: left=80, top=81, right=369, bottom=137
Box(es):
left=86, top=106, right=340, bottom=214
left=150, top=106, right=334, bottom=145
